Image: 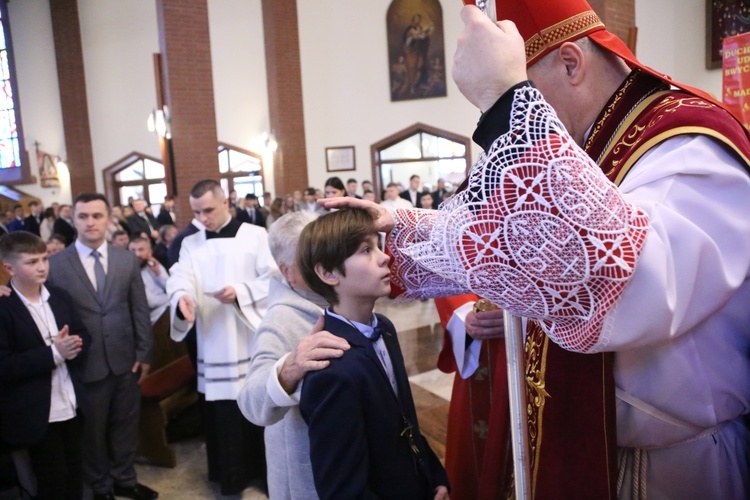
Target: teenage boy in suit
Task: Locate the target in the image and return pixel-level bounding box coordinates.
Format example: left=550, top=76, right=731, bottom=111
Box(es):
left=0, top=232, right=91, bottom=499
left=297, top=208, right=449, bottom=500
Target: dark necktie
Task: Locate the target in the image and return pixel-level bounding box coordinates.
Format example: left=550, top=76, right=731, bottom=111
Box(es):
left=141, top=213, right=154, bottom=232
left=91, top=250, right=106, bottom=296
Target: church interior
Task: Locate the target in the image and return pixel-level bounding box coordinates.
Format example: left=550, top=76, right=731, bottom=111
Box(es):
left=0, top=0, right=735, bottom=499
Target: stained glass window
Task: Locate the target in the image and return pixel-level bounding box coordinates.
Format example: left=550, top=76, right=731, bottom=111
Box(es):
left=0, top=4, right=23, bottom=172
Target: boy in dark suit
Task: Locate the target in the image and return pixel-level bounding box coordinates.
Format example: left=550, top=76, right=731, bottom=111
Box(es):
left=297, top=208, right=449, bottom=500
left=0, top=232, right=91, bottom=499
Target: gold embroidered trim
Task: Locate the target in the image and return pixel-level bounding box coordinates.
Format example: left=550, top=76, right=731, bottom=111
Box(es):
left=585, top=72, right=638, bottom=154
left=526, top=10, right=605, bottom=62
left=615, top=126, right=750, bottom=185
left=598, top=91, right=671, bottom=177
left=524, top=322, right=551, bottom=496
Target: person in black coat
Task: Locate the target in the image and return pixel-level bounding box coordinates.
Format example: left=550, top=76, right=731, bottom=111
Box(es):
left=431, top=178, right=449, bottom=209
left=23, top=201, right=42, bottom=236
left=399, top=175, right=423, bottom=208
left=0, top=232, right=91, bottom=499
left=156, top=196, right=176, bottom=226
left=236, top=194, right=266, bottom=228
left=126, top=199, right=160, bottom=244
left=52, top=204, right=77, bottom=246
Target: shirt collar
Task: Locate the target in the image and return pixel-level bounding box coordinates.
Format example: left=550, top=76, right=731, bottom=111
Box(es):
left=75, top=239, right=108, bottom=260
left=326, top=308, right=379, bottom=339
left=214, top=215, right=232, bottom=232
left=11, top=281, right=50, bottom=306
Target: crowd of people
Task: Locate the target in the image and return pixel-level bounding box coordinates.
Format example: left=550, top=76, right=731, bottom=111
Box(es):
left=2, top=0, right=750, bottom=498
left=0, top=175, right=456, bottom=500
left=221, top=175, right=455, bottom=229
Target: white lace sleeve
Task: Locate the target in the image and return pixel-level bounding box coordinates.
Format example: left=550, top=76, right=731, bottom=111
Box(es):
left=386, top=86, right=649, bottom=353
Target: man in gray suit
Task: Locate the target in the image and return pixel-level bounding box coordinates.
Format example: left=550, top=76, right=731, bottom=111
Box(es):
left=47, top=193, right=157, bottom=500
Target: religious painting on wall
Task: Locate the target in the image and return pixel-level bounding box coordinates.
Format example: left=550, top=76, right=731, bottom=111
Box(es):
left=387, top=0, right=447, bottom=101
left=706, top=0, right=750, bottom=69
left=37, top=149, right=60, bottom=188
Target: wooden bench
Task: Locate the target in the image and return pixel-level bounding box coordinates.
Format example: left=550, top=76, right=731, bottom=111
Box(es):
left=136, top=311, right=198, bottom=468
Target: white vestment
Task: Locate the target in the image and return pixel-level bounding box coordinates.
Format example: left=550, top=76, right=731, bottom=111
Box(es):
left=387, top=87, right=750, bottom=499
left=167, top=222, right=276, bottom=400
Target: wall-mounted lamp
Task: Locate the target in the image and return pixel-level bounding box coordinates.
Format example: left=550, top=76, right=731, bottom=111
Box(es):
left=262, top=131, right=278, bottom=152
left=147, top=106, right=171, bottom=139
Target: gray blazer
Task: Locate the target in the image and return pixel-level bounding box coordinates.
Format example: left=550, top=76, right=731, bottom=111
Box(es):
left=47, top=243, right=152, bottom=383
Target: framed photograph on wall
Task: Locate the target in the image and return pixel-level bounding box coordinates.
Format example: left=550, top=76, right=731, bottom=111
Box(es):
left=325, top=146, right=356, bottom=172
left=706, top=0, right=750, bottom=69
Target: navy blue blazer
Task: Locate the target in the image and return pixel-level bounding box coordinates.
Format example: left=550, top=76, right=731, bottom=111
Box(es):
left=0, top=285, right=91, bottom=446
left=236, top=206, right=266, bottom=228
left=300, top=312, right=448, bottom=500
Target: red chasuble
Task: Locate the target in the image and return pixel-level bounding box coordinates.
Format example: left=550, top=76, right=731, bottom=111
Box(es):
left=427, top=69, right=750, bottom=500
left=523, top=69, right=750, bottom=499
left=435, top=294, right=510, bottom=500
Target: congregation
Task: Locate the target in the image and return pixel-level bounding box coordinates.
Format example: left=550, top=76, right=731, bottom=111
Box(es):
left=0, top=173, right=459, bottom=500
left=3, top=0, right=750, bottom=498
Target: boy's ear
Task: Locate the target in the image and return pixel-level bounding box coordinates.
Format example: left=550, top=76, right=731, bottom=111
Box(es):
left=2, top=261, right=14, bottom=277
left=314, top=262, right=339, bottom=287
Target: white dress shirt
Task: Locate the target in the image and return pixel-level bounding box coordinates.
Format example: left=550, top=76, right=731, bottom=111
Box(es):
left=140, top=262, right=170, bottom=324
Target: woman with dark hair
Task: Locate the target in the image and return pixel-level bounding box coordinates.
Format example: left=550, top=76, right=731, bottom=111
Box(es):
left=323, top=177, right=346, bottom=198
left=39, top=207, right=57, bottom=242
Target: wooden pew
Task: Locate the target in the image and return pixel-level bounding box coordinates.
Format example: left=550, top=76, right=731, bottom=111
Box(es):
left=137, top=310, right=198, bottom=468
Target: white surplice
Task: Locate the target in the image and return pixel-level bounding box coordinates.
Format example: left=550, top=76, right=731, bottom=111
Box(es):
left=167, top=222, right=277, bottom=400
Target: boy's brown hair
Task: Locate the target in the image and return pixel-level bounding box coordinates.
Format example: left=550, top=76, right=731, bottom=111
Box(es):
left=0, top=232, right=47, bottom=263
left=297, top=208, right=377, bottom=305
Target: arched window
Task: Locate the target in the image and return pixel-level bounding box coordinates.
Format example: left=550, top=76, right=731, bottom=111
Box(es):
left=218, top=142, right=264, bottom=201
left=0, top=0, right=30, bottom=184
left=371, top=123, right=470, bottom=196
left=103, top=145, right=264, bottom=216
left=102, top=153, right=166, bottom=214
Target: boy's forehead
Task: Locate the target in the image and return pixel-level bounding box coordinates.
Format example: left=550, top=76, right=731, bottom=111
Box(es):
left=361, top=233, right=379, bottom=244
left=15, top=252, right=47, bottom=261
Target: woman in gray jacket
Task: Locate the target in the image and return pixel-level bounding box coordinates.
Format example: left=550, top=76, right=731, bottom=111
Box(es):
left=238, top=211, right=350, bottom=499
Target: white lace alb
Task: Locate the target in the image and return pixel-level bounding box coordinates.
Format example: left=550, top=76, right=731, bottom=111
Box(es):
left=386, top=87, right=649, bottom=353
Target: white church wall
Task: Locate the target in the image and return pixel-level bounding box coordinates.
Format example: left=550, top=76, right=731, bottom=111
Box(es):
left=7, top=0, right=725, bottom=207
left=207, top=0, right=274, bottom=194
left=296, top=0, right=480, bottom=193
left=8, top=0, right=70, bottom=204
left=78, top=0, right=161, bottom=193
left=635, top=0, right=722, bottom=98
